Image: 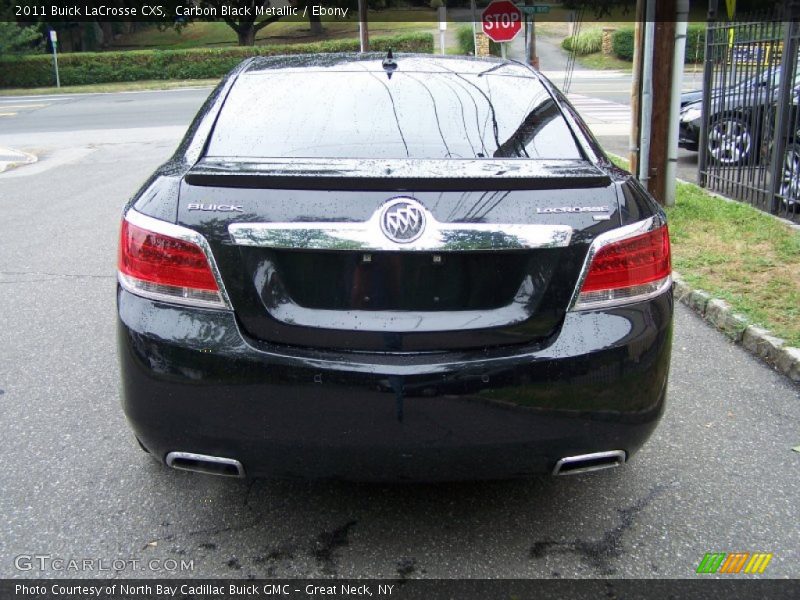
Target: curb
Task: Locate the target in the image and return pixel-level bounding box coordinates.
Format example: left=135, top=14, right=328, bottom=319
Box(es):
left=673, top=272, right=800, bottom=383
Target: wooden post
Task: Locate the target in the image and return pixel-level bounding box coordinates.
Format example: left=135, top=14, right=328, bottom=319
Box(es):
left=647, top=0, right=677, bottom=205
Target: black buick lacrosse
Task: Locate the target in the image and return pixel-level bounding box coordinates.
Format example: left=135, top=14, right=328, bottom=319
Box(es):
left=117, top=54, right=672, bottom=481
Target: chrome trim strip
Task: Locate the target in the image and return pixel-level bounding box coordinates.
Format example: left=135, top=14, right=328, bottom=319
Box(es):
left=228, top=202, right=573, bottom=252
left=552, top=450, right=626, bottom=476
left=122, top=209, right=232, bottom=310
left=268, top=302, right=530, bottom=333
left=567, top=214, right=668, bottom=311
left=165, top=451, right=245, bottom=478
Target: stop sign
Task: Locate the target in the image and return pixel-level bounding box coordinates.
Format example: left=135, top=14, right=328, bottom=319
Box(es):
left=482, top=0, right=523, bottom=43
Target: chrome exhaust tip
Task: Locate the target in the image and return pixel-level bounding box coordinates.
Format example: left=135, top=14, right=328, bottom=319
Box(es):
left=165, top=451, right=245, bottom=478
left=552, top=450, right=626, bottom=476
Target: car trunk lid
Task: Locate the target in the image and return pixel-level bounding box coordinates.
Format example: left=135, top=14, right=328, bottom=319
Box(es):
left=178, top=158, right=619, bottom=352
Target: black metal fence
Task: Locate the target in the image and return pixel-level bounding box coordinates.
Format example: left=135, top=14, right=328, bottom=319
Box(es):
left=698, top=1, right=800, bottom=224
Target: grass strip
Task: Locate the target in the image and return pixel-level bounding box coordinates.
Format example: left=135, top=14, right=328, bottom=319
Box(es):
left=609, top=154, right=800, bottom=346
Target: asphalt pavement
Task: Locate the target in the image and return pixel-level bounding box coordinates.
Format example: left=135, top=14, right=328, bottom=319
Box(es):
left=0, top=53, right=703, bottom=183
left=0, top=79, right=799, bottom=580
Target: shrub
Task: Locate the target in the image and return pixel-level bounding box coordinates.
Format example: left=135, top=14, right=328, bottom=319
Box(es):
left=561, top=28, right=603, bottom=56
left=611, top=27, right=635, bottom=61
left=610, top=24, right=705, bottom=64
left=0, top=33, right=434, bottom=88
left=685, top=23, right=705, bottom=63
left=456, top=24, right=474, bottom=55
left=429, top=0, right=444, bottom=8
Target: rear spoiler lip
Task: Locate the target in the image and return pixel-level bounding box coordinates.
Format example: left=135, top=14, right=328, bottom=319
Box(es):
left=184, top=157, right=612, bottom=191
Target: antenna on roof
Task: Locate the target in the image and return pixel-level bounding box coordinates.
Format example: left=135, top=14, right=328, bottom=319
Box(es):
left=382, top=48, right=398, bottom=80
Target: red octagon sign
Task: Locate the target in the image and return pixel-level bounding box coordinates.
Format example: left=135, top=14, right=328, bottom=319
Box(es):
left=482, top=0, right=522, bottom=43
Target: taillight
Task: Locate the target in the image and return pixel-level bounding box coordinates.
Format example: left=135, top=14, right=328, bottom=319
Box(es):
left=573, top=222, right=671, bottom=310
left=118, top=211, right=228, bottom=309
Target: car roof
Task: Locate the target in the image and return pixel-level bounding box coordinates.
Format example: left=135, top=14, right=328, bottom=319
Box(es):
left=242, top=53, right=538, bottom=78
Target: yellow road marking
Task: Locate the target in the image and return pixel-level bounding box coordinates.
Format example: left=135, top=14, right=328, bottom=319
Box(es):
left=0, top=104, right=48, bottom=109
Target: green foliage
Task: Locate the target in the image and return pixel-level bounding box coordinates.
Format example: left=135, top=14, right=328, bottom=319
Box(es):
left=685, top=23, right=705, bottom=64
left=561, top=0, right=636, bottom=18
left=429, top=0, right=444, bottom=8
left=561, top=28, right=603, bottom=56
left=611, top=26, right=635, bottom=61
left=456, top=24, right=474, bottom=55
left=0, top=33, right=434, bottom=88
left=611, top=24, right=704, bottom=64
left=0, top=17, right=41, bottom=56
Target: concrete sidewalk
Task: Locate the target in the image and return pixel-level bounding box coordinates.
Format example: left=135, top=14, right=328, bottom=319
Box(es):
left=0, top=146, right=36, bottom=172
left=506, top=28, right=573, bottom=71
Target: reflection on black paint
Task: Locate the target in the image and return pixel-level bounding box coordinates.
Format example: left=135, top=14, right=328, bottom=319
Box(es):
left=206, top=59, right=582, bottom=161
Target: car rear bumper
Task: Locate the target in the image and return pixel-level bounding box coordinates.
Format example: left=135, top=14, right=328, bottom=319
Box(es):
left=117, top=287, right=673, bottom=481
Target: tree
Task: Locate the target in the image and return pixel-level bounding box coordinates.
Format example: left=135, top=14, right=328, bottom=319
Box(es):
left=197, top=0, right=390, bottom=47
left=0, top=10, right=41, bottom=56
left=197, top=0, right=284, bottom=46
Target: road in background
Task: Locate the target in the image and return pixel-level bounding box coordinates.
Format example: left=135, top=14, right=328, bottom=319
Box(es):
left=502, top=33, right=703, bottom=180
left=0, top=88, right=207, bottom=135
left=0, top=31, right=704, bottom=179
left=0, top=80, right=700, bottom=182
left=1, top=69, right=799, bottom=579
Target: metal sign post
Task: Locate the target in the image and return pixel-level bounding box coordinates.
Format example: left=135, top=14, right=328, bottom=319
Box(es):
left=438, top=7, right=447, bottom=55
left=49, top=30, right=60, bottom=88
left=470, top=0, right=478, bottom=57
left=521, top=1, right=548, bottom=66
left=358, top=0, right=369, bottom=53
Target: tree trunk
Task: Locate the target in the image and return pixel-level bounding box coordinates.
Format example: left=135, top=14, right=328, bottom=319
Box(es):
left=237, top=26, right=256, bottom=46
left=99, top=22, right=113, bottom=48
left=309, top=13, right=324, bottom=35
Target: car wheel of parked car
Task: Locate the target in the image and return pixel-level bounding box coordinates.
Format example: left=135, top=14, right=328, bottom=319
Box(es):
left=708, top=115, right=753, bottom=166
left=779, top=143, right=800, bottom=207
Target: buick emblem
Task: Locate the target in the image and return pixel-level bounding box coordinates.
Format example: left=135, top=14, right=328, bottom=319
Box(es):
left=379, top=198, right=426, bottom=243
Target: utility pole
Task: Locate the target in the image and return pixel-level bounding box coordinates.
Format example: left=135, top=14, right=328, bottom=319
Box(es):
left=358, top=0, right=369, bottom=53
left=647, top=0, right=677, bottom=205
left=633, top=0, right=677, bottom=205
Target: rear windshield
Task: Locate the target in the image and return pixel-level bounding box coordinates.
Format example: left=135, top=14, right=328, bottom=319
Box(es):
left=206, top=69, right=583, bottom=160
